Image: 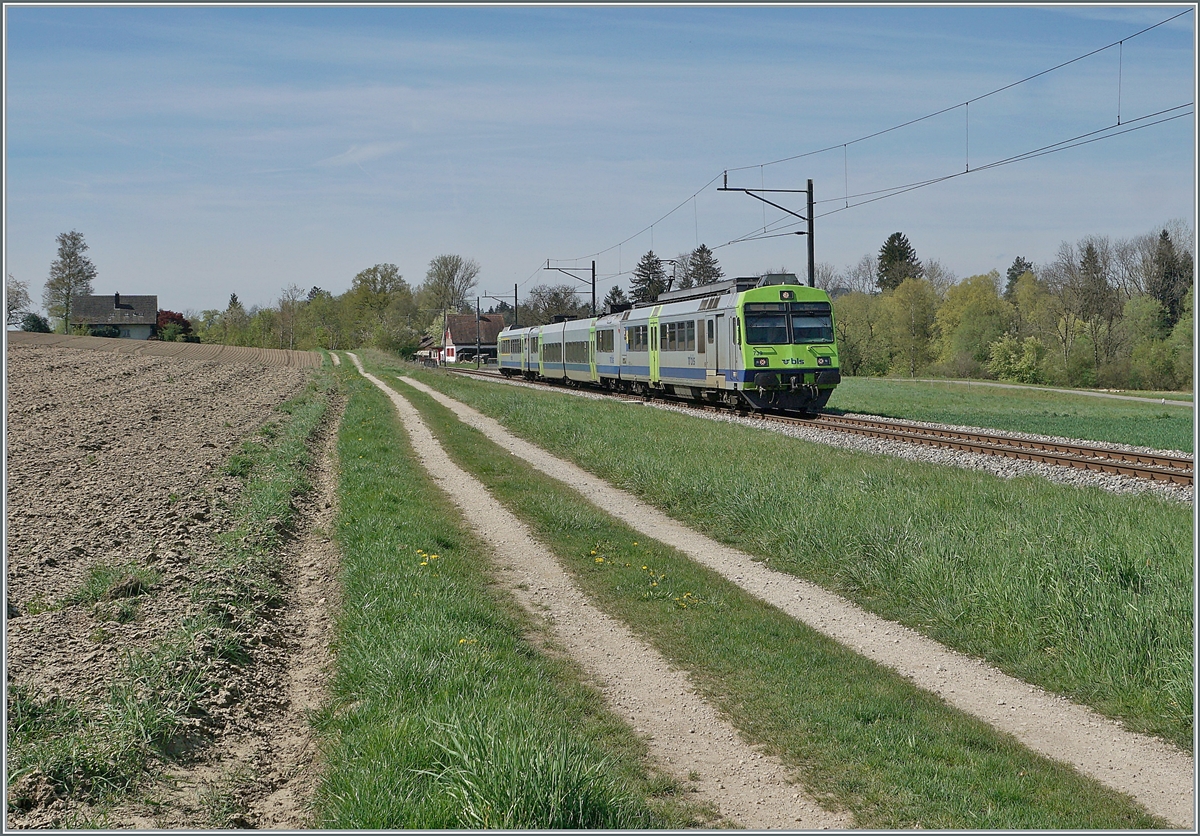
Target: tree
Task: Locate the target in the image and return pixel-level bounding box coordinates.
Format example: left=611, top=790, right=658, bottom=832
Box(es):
left=7, top=273, right=31, bottom=326
left=1146, top=230, right=1190, bottom=327
left=684, top=244, right=724, bottom=286
left=876, top=232, right=923, bottom=291
left=603, top=285, right=629, bottom=312
left=1004, top=256, right=1034, bottom=301
left=155, top=310, right=194, bottom=342
left=843, top=254, right=878, bottom=294
left=884, top=277, right=939, bottom=377
left=629, top=251, right=668, bottom=304
left=42, top=230, right=98, bottom=332
left=20, top=312, right=51, bottom=333
left=813, top=262, right=840, bottom=293
left=422, top=254, right=481, bottom=314
left=523, top=284, right=590, bottom=325
left=933, top=271, right=1013, bottom=372
left=833, top=291, right=888, bottom=375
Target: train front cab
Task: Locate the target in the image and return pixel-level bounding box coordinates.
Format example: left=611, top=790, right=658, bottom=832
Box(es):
left=732, top=284, right=840, bottom=413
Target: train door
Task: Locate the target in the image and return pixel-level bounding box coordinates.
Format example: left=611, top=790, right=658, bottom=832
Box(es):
left=715, top=313, right=728, bottom=385
left=705, top=317, right=718, bottom=385
left=649, top=307, right=661, bottom=386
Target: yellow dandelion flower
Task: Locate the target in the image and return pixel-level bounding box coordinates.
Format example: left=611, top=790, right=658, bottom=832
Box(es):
left=590, top=550, right=597, bottom=555
left=430, top=554, right=439, bottom=560
left=642, top=565, right=648, bottom=571
left=595, top=557, right=604, bottom=564
left=420, top=561, right=428, bottom=566
left=651, top=581, right=658, bottom=587
left=632, top=541, right=639, bottom=546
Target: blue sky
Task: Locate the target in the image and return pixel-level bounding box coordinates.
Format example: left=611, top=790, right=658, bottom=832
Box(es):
left=4, top=4, right=1195, bottom=315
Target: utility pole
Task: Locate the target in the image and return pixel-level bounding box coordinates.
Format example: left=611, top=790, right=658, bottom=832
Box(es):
left=476, top=297, right=481, bottom=369
left=544, top=260, right=596, bottom=317
left=718, top=175, right=816, bottom=287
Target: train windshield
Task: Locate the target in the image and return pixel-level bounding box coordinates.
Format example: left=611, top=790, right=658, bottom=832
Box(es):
left=744, top=313, right=789, bottom=345
left=743, top=301, right=834, bottom=345
left=791, top=313, right=834, bottom=344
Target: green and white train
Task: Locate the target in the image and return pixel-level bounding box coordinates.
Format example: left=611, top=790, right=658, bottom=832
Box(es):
left=497, top=274, right=840, bottom=414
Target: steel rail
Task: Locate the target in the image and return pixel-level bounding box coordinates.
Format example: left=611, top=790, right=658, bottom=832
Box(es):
left=448, top=368, right=1193, bottom=486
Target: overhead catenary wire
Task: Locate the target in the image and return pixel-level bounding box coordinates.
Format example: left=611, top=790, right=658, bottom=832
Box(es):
left=544, top=8, right=1192, bottom=277
left=715, top=104, right=1194, bottom=250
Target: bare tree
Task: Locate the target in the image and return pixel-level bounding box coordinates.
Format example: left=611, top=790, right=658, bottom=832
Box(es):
left=813, top=262, right=839, bottom=292
left=6, top=273, right=32, bottom=326
left=278, top=283, right=304, bottom=350
left=423, top=254, right=481, bottom=314
left=923, top=259, right=958, bottom=299
left=843, top=254, right=878, bottom=294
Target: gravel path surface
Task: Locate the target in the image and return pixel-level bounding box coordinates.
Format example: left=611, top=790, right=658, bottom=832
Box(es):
left=401, top=373, right=1195, bottom=829
left=349, top=353, right=851, bottom=829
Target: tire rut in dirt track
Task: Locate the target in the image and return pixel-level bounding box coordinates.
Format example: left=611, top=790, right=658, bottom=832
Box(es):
left=347, top=353, right=852, bottom=830
left=5, top=340, right=330, bottom=828
left=393, top=373, right=1195, bottom=830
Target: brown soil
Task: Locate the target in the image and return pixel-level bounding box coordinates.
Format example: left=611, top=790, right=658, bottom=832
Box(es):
left=390, top=371, right=1195, bottom=831
left=4, top=337, right=337, bottom=829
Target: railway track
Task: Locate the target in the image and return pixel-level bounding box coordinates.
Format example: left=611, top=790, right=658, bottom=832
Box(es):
left=447, top=367, right=1194, bottom=487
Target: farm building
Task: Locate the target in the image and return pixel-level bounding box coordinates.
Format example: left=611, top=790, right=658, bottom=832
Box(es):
left=70, top=293, right=158, bottom=340
left=441, top=314, right=504, bottom=364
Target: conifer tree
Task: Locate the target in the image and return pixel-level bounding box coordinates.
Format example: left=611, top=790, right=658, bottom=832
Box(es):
left=686, top=244, right=725, bottom=286
left=876, top=232, right=923, bottom=291
left=629, top=251, right=668, bottom=304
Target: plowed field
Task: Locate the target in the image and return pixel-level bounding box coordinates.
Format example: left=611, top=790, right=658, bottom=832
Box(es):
left=4, top=335, right=324, bottom=827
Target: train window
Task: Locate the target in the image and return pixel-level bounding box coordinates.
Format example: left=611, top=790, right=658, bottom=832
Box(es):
left=686, top=320, right=696, bottom=351
left=565, top=341, right=589, bottom=363
left=745, top=313, right=789, bottom=345
left=597, top=329, right=614, bottom=353
left=791, top=313, right=834, bottom=344
left=707, top=319, right=714, bottom=344
left=626, top=325, right=648, bottom=352
left=544, top=342, right=563, bottom=363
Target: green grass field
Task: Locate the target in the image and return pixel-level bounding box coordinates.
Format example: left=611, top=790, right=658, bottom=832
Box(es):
left=312, top=368, right=707, bottom=828
left=365, top=362, right=1169, bottom=829
left=372, top=357, right=1191, bottom=755
left=827, top=377, right=1194, bottom=453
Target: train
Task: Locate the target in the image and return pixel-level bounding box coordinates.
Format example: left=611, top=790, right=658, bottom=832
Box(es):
left=497, top=273, right=840, bottom=414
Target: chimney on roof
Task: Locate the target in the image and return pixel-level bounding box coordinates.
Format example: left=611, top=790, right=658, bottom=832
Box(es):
left=114, top=292, right=120, bottom=308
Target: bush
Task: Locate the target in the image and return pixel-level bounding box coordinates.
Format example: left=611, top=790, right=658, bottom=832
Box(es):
left=20, top=313, right=51, bottom=333
left=987, top=334, right=1047, bottom=384
left=1129, top=341, right=1179, bottom=390
left=87, top=325, right=121, bottom=338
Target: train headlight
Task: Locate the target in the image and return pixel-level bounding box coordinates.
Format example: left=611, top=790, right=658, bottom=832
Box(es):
left=816, top=356, right=831, bottom=366
left=779, top=290, right=795, bottom=301
left=753, top=357, right=769, bottom=367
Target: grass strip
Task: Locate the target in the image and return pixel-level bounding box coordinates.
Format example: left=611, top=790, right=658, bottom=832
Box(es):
left=386, top=370, right=1166, bottom=829
left=6, top=371, right=333, bottom=814
left=311, top=368, right=705, bottom=829
left=367, top=355, right=1193, bottom=752
left=828, top=377, right=1194, bottom=452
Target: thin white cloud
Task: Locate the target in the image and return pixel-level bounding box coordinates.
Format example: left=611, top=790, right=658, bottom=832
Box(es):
left=313, top=142, right=407, bottom=169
